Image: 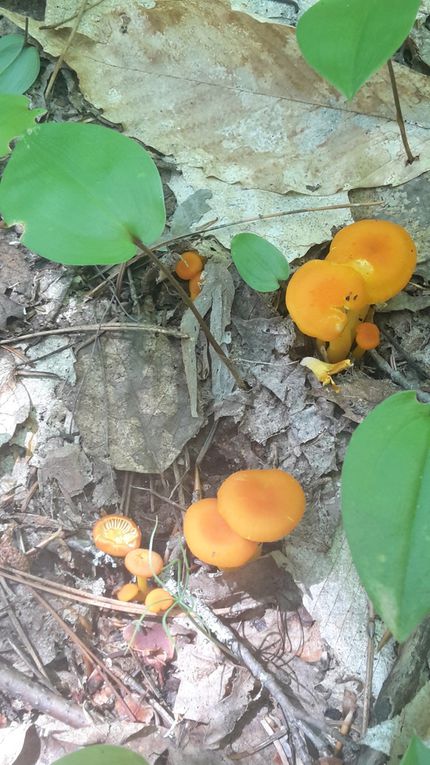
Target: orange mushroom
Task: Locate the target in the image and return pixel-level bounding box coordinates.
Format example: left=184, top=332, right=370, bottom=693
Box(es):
left=175, top=250, right=204, bottom=280
left=183, top=498, right=259, bottom=569
left=189, top=271, right=203, bottom=300
left=92, top=515, right=141, bottom=557
left=285, top=260, right=369, bottom=343
left=124, top=548, right=164, bottom=598
left=145, top=588, right=175, bottom=614
left=326, top=220, right=416, bottom=304
left=217, top=469, right=305, bottom=543
left=115, top=582, right=142, bottom=602
left=352, top=321, right=380, bottom=360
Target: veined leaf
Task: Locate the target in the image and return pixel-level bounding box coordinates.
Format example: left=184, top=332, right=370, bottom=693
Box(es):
left=400, top=737, right=430, bottom=764
left=0, top=39, right=40, bottom=94
left=0, top=122, right=166, bottom=265
left=231, top=233, right=289, bottom=292
left=296, top=0, right=420, bottom=99
left=0, top=34, right=24, bottom=74
left=342, top=392, right=430, bottom=641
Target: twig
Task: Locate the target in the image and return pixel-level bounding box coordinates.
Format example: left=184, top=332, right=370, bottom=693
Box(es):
left=162, top=576, right=342, bottom=750
left=362, top=601, right=376, bottom=736
left=134, top=238, right=247, bottom=391
left=0, top=657, right=88, bottom=727
left=40, top=0, right=105, bottom=29
left=387, top=59, right=417, bottom=165
left=380, top=327, right=429, bottom=381
left=45, top=0, right=88, bottom=99
left=0, top=322, right=187, bottom=347
left=25, top=528, right=64, bottom=557
left=369, top=349, right=430, bottom=403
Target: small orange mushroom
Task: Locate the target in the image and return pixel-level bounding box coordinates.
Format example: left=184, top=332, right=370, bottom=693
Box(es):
left=326, top=219, right=416, bottom=304
left=175, top=250, right=204, bottom=280
left=124, top=548, right=164, bottom=598
left=183, top=498, right=259, bottom=569
left=189, top=271, right=203, bottom=300
left=285, top=260, right=369, bottom=342
left=93, top=515, right=141, bottom=557
left=352, top=322, right=380, bottom=360
left=145, top=588, right=175, bottom=613
left=217, top=469, right=305, bottom=543
left=116, top=582, right=141, bottom=602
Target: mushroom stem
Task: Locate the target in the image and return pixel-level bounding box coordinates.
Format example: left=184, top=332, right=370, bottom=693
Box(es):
left=136, top=576, right=149, bottom=597
left=326, top=309, right=360, bottom=363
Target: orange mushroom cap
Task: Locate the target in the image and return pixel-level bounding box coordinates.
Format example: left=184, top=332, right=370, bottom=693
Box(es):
left=326, top=219, right=416, bottom=303
left=175, top=250, right=204, bottom=280
left=183, top=498, right=259, bottom=569
left=189, top=271, right=203, bottom=300
left=92, top=515, right=141, bottom=557
left=116, top=582, right=141, bottom=602
left=124, top=549, right=164, bottom=578
left=285, top=260, right=369, bottom=341
left=355, top=322, right=380, bottom=350
left=145, top=588, right=175, bottom=613
left=217, top=469, right=305, bottom=543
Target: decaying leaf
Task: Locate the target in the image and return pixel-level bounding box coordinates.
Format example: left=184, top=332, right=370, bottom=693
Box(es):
left=4, top=0, right=430, bottom=197
left=123, top=621, right=175, bottom=672
left=39, top=444, right=93, bottom=497
left=0, top=289, right=23, bottom=329
left=0, top=350, right=30, bottom=447
left=74, top=331, right=203, bottom=472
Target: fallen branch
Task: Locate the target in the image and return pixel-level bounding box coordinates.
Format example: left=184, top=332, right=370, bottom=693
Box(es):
left=0, top=658, right=88, bottom=728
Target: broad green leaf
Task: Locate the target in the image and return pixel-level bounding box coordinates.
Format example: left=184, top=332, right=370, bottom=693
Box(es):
left=296, top=0, right=421, bottom=99
left=401, top=737, right=430, bottom=764
left=53, top=745, right=149, bottom=765
left=0, top=122, right=166, bottom=265
left=0, top=94, right=45, bottom=157
left=342, top=392, right=430, bottom=641
left=0, top=45, right=40, bottom=94
left=231, top=233, right=289, bottom=292
left=0, top=34, right=24, bottom=74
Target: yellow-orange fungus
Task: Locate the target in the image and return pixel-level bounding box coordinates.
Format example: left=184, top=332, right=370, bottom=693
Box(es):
left=285, top=260, right=368, bottom=341
left=175, top=250, right=204, bottom=280
left=183, top=498, right=259, bottom=569
left=217, top=469, right=306, bottom=543
left=145, top=588, right=174, bottom=613
left=327, top=219, right=416, bottom=303
left=355, top=322, right=380, bottom=350
left=92, top=515, right=141, bottom=557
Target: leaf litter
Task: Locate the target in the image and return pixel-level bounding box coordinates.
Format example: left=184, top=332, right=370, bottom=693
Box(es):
left=0, top=2, right=429, bottom=763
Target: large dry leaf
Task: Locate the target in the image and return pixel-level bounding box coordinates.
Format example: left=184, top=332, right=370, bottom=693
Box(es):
left=4, top=1, right=430, bottom=195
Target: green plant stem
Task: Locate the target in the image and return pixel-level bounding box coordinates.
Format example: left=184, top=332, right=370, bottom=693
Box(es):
left=133, top=238, right=247, bottom=391
left=387, top=59, right=417, bottom=165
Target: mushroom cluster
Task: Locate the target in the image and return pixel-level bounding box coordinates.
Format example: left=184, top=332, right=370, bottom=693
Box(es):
left=175, top=250, right=204, bottom=300
left=183, top=469, right=305, bottom=569
left=285, top=220, right=416, bottom=370
left=92, top=515, right=173, bottom=613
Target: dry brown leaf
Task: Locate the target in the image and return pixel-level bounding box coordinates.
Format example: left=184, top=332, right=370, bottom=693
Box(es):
left=123, top=621, right=175, bottom=672
left=4, top=0, right=430, bottom=195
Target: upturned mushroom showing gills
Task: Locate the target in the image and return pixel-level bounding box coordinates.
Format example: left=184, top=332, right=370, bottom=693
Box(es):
left=217, top=469, right=305, bottom=543
left=285, top=260, right=369, bottom=342
left=183, top=498, right=259, bottom=569
left=124, top=548, right=164, bottom=598
left=326, top=219, right=416, bottom=304
left=92, top=515, right=141, bottom=557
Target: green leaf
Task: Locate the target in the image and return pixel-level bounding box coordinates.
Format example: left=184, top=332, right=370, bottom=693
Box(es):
left=0, top=94, right=45, bottom=157
left=53, top=745, right=149, bottom=765
left=341, top=392, right=430, bottom=641
left=0, top=122, right=166, bottom=265
left=296, top=0, right=421, bottom=99
left=0, top=34, right=24, bottom=74
left=0, top=45, right=40, bottom=94
left=231, top=233, right=289, bottom=292
left=400, top=737, right=430, bottom=764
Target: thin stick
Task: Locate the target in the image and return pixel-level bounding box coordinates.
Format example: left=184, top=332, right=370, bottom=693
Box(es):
left=45, top=0, right=88, bottom=100
left=134, top=238, right=247, bottom=390
left=0, top=322, right=187, bottom=347
left=387, top=59, right=417, bottom=165
left=362, top=600, right=376, bottom=736
left=369, top=349, right=430, bottom=403
left=0, top=657, right=88, bottom=727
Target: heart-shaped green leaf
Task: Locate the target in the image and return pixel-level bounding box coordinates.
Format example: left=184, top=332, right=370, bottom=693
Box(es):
left=0, top=122, right=166, bottom=265
left=231, top=233, right=289, bottom=292
left=53, top=745, right=149, bottom=765
left=342, top=392, right=430, bottom=641
left=0, top=94, right=45, bottom=157
left=0, top=34, right=24, bottom=74
left=296, top=0, right=420, bottom=99
left=400, top=737, right=430, bottom=764
left=0, top=42, right=40, bottom=94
